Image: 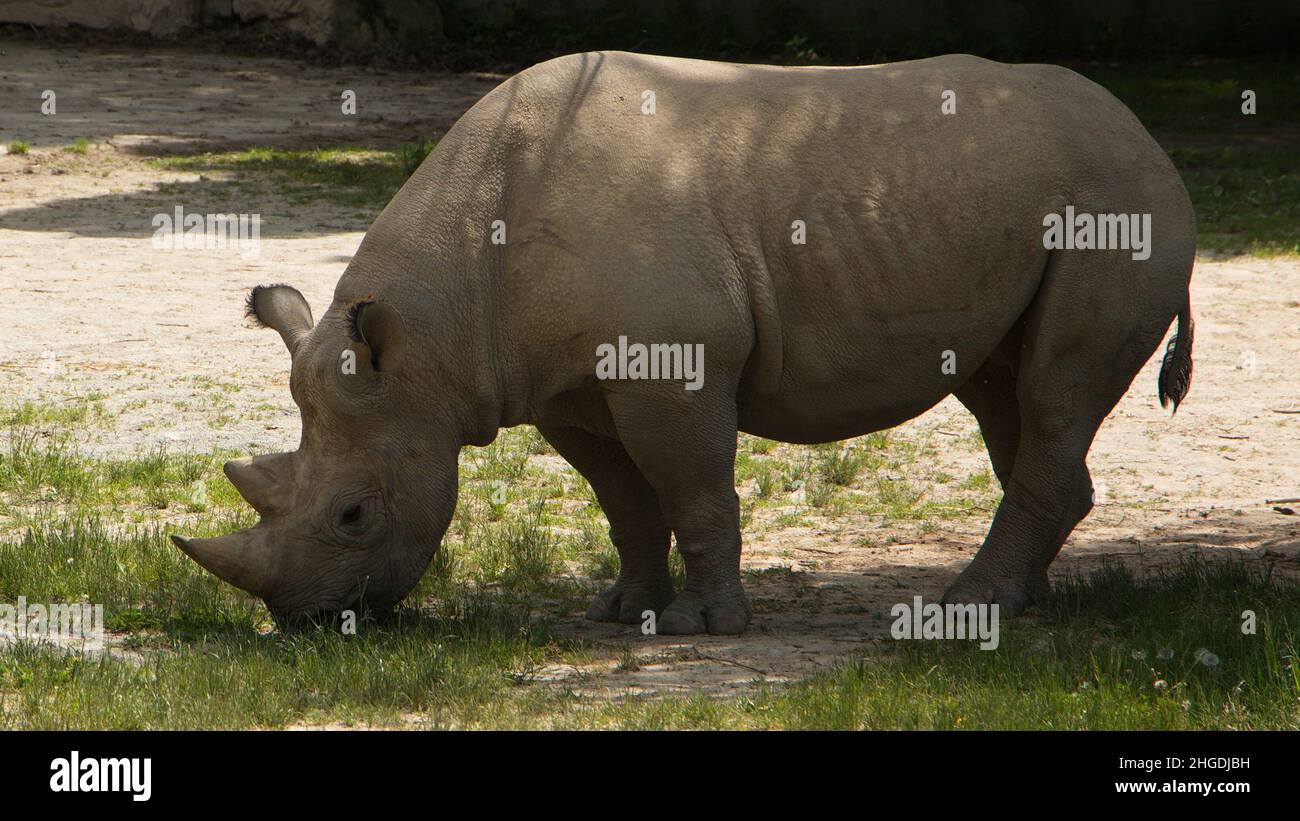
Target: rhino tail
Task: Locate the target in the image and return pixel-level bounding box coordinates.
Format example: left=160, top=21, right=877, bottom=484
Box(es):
left=1157, top=294, right=1194, bottom=414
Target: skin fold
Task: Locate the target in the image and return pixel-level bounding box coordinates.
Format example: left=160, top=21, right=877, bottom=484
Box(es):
left=173, top=52, right=1195, bottom=634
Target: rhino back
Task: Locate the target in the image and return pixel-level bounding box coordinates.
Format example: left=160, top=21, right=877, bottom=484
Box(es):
left=342, top=52, right=1191, bottom=437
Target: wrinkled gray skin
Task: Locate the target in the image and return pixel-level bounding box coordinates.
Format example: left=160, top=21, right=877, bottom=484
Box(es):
left=174, top=52, right=1195, bottom=633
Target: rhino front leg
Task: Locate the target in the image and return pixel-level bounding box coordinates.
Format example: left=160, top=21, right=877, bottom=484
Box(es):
left=538, top=425, right=676, bottom=624
left=654, top=488, right=751, bottom=635
left=605, top=390, right=752, bottom=635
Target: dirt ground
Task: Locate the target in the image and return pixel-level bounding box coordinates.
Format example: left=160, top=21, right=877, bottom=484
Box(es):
left=2, top=41, right=1299, bottom=699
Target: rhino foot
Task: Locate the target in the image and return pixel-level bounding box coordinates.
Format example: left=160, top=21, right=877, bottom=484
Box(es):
left=941, top=565, right=1050, bottom=618
left=656, top=588, right=752, bottom=635
left=585, top=580, right=675, bottom=625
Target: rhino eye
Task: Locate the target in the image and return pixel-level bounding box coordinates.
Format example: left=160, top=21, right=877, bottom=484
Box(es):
left=340, top=504, right=364, bottom=526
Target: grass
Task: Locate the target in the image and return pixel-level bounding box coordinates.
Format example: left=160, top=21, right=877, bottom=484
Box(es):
left=1, top=405, right=1297, bottom=729
left=4, top=546, right=1295, bottom=729
left=565, top=557, right=1300, bottom=729
left=1081, top=60, right=1300, bottom=255
left=0, top=602, right=556, bottom=729
left=152, top=142, right=436, bottom=210
left=6, top=140, right=29, bottom=155
left=762, top=558, right=1300, bottom=730
left=0, top=430, right=243, bottom=514
left=2, top=395, right=107, bottom=427
left=1167, top=146, right=1300, bottom=255
left=1082, top=61, right=1299, bottom=140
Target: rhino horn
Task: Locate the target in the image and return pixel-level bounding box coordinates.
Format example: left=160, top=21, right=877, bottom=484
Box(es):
left=223, top=453, right=293, bottom=515
left=171, top=529, right=277, bottom=598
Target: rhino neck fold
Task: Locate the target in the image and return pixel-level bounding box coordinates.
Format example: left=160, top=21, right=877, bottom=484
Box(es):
left=345, top=92, right=534, bottom=448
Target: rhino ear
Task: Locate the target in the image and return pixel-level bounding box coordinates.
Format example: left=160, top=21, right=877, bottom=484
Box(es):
left=246, top=284, right=314, bottom=356
left=348, top=301, right=408, bottom=373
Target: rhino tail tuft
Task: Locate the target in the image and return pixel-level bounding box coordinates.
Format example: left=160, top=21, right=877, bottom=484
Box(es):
left=1158, top=296, right=1194, bottom=414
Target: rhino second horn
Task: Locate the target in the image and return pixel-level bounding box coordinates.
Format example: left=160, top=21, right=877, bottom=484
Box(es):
left=171, top=532, right=276, bottom=598
left=223, top=453, right=293, bottom=515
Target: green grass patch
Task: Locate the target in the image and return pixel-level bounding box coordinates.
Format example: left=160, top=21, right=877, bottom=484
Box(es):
left=1168, top=145, right=1300, bottom=255
left=2, top=411, right=1296, bottom=729
left=0, top=600, right=561, bottom=729
left=1083, top=61, right=1300, bottom=137
left=0, top=429, right=241, bottom=514
left=4, top=554, right=1295, bottom=729
left=2, top=398, right=103, bottom=428
left=1082, top=60, right=1300, bottom=256
left=0, top=515, right=260, bottom=635
left=152, top=142, right=436, bottom=210
left=723, top=558, right=1300, bottom=730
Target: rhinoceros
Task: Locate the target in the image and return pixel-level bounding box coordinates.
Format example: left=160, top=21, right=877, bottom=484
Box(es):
left=172, top=52, right=1194, bottom=634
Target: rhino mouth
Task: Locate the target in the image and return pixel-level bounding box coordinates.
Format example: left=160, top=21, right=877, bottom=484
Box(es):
left=266, top=580, right=400, bottom=632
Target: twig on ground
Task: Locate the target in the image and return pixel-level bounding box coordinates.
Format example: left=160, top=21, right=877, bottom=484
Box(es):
left=690, top=647, right=768, bottom=676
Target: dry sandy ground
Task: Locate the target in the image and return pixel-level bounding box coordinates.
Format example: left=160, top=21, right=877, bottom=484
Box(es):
left=2, top=40, right=1299, bottom=701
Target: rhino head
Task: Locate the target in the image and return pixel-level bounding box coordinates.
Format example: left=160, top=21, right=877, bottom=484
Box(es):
left=171, top=283, right=460, bottom=627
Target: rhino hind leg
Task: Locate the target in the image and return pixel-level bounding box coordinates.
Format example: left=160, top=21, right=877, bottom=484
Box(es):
left=944, top=247, right=1189, bottom=616
left=538, top=425, right=676, bottom=625
left=604, top=388, right=752, bottom=635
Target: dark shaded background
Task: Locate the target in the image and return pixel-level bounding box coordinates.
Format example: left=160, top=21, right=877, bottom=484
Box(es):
left=4, top=1, right=1298, bottom=69
left=435, top=0, right=1300, bottom=69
